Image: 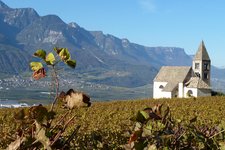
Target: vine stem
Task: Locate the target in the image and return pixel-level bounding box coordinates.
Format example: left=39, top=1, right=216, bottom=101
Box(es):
left=209, top=129, right=225, bottom=139
left=50, top=65, right=59, bottom=111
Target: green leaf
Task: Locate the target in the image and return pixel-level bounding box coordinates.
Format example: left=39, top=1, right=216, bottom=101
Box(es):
left=145, top=121, right=153, bottom=130
left=45, top=52, right=55, bottom=65
left=143, top=125, right=152, bottom=136
left=29, top=105, right=48, bottom=123
left=53, top=47, right=63, bottom=54
left=136, top=110, right=149, bottom=123
left=134, top=141, right=148, bottom=150
left=140, top=110, right=150, bottom=120
left=59, top=48, right=70, bottom=61
left=30, top=62, right=43, bottom=71
left=34, top=49, right=46, bottom=59
left=66, top=59, right=76, bottom=68
left=156, top=121, right=165, bottom=129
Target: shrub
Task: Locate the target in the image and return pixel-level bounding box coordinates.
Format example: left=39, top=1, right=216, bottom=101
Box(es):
left=125, top=104, right=225, bottom=150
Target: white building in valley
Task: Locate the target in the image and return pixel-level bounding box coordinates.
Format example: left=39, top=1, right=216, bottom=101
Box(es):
left=153, top=41, right=211, bottom=99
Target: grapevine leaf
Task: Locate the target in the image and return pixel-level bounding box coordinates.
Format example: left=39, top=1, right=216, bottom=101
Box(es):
left=156, top=121, right=165, bottom=129
left=219, top=142, right=225, bottom=150
left=6, top=137, right=26, bottom=150
left=136, top=110, right=149, bottom=123
left=66, top=59, right=76, bottom=68
left=129, top=130, right=142, bottom=144
left=59, top=48, right=70, bottom=61
left=35, top=121, right=51, bottom=150
left=148, top=144, right=157, bottom=150
left=53, top=47, right=63, bottom=54
left=32, top=68, right=46, bottom=80
left=30, top=62, right=43, bottom=71
left=140, top=110, right=149, bottom=120
left=34, top=49, right=46, bottom=59
left=152, top=104, right=163, bottom=116
left=45, top=52, right=55, bottom=65
left=29, top=105, right=48, bottom=123
left=145, top=122, right=153, bottom=130
left=134, top=141, right=148, bottom=150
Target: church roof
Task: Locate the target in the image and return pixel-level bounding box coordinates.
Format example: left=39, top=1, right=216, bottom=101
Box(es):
left=154, top=66, right=192, bottom=82
left=185, top=77, right=210, bottom=89
left=162, top=83, right=178, bottom=92
left=154, top=66, right=192, bottom=92
left=193, top=41, right=210, bottom=61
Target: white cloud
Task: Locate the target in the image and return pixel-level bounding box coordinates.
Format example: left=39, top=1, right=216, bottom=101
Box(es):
left=138, top=0, right=156, bottom=13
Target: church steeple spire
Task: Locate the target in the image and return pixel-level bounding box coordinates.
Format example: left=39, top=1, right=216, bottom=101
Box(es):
left=193, top=40, right=210, bottom=61
left=192, top=41, right=211, bottom=85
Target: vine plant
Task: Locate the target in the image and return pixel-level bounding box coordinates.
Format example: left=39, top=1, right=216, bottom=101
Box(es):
left=125, top=104, right=225, bottom=150
left=30, top=47, right=76, bottom=110
left=6, top=48, right=78, bottom=150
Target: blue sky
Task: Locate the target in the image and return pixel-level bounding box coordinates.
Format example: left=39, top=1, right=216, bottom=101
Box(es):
left=2, top=0, right=225, bottom=67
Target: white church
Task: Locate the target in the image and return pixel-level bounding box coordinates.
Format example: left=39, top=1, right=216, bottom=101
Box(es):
left=153, top=41, right=211, bottom=99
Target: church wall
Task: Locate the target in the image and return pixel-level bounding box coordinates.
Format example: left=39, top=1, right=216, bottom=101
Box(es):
left=192, top=60, right=203, bottom=78
left=184, top=87, right=198, bottom=98
left=153, top=82, right=172, bottom=98
left=162, top=92, right=172, bottom=98
left=178, top=83, right=184, bottom=98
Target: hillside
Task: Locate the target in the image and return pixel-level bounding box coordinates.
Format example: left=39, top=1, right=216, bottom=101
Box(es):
left=0, top=0, right=192, bottom=87
left=0, top=0, right=225, bottom=101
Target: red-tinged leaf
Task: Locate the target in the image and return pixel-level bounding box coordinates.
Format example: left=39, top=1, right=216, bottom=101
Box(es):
left=129, top=133, right=138, bottom=144
left=128, top=130, right=142, bottom=144
left=32, top=68, right=46, bottom=80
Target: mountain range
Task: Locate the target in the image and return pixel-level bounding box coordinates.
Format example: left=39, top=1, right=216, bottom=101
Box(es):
left=0, top=0, right=224, bottom=90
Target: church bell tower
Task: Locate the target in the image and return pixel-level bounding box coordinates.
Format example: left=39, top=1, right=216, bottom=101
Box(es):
left=192, top=41, right=211, bottom=85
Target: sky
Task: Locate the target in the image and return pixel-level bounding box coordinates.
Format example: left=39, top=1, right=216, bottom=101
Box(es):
left=2, top=0, right=225, bottom=67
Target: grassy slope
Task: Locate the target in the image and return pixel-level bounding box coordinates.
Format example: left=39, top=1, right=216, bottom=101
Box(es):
left=71, top=96, right=225, bottom=133
left=1, top=96, right=225, bottom=131
left=1, top=96, right=225, bottom=148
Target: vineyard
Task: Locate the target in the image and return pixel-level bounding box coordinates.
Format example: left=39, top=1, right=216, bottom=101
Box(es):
left=0, top=96, right=225, bottom=149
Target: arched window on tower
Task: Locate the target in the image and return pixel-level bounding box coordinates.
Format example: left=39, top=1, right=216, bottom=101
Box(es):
left=204, top=73, right=208, bottom=79
left=204, top=63, right=209, bottom=71
left=195, top=63, right=200, bottom=69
